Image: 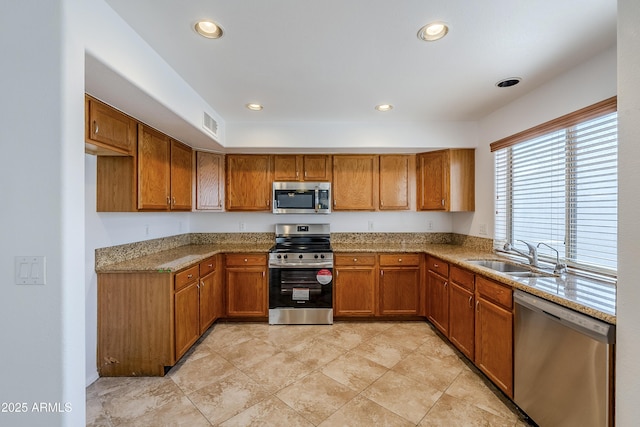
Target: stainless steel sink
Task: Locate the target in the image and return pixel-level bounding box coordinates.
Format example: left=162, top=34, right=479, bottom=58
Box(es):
left=466, top=260, right=554, bottom=278
left=466, top=260, right=531, bottom=273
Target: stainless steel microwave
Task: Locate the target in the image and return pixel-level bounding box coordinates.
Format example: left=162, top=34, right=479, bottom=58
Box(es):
left=273, top=182, right=331, bottom=214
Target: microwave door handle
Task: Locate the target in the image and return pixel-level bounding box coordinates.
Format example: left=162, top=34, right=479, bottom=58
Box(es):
left=315, top=188, right=319, bottom=212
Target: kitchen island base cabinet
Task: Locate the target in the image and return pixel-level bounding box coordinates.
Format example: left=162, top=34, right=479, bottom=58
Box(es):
left=225, top=254, right=268, bottom=318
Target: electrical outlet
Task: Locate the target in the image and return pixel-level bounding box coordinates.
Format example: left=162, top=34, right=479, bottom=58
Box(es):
left=145, top=224, right=149, bottom=236
left=368, top=221, right=374, bottom=231
left=479, top=223, right=487, bottom=236
left=428, top=220, right=434, bottom=230
left=239, top=222, right=246, bottom=231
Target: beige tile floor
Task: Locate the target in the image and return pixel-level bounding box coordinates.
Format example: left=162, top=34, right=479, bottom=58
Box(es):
left=87, top=321, right=533, bottom=426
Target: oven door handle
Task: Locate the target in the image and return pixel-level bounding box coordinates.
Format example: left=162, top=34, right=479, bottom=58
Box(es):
left=269, top=262, right=334, bottom=269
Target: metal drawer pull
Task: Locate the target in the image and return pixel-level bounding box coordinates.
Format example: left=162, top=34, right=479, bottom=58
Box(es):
left=208, top=264, right=213, bottom=268
left=353, top=258, right=357, bottom=262
left=398, top=258, right=402, bottom=262
left=434, top=263, right=439, bottom=268
left=187, top=274, right=193, bottom=279
left=244, top=258, right=248, bottom=262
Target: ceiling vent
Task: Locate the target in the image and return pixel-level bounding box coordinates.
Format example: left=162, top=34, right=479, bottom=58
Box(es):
left=202, top=112, right=218, bottom=137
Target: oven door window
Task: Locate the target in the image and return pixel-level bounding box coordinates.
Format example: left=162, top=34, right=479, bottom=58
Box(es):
left=269, top=268, right=333, bottom=308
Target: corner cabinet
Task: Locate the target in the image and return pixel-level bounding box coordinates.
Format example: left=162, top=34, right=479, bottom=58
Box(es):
left=225, top=155, right=272, bottom=211
left=417, top=149, right=475, bottom=211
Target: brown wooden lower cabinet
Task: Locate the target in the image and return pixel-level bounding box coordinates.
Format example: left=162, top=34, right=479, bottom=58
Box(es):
left=426, top=256, right=450, bottom=335
left=379, top=254, right=421, bottom=316
left=225, top=254, right=268, bottom=317
left=475, top=276, right=514, bottom=398
left=448, top=266, right=475, bottom=360
left=97, top=256, right=223, bottom=376
left=334, top=254, right=377, bottom=317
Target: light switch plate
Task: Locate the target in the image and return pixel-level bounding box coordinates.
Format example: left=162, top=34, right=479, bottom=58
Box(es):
left=15, top=256, right=46, bottom=285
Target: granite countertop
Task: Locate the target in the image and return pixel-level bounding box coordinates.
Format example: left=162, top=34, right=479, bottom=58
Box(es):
left=334, top=243, right=616, bottom=324
left=96, top=238, right=616, bottom=324
left=95, top=243, right=273, bottom=273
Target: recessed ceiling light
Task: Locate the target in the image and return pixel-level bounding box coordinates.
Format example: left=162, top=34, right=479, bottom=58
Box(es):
left=195, top=20, right=223, bottom=39
left=375, top=104, right=393, bottom=112
left=496, top=77, right=522, bottom=88
left=418, top=22, right=449, bottom=42
left=246, top=103, right=263, bottom=111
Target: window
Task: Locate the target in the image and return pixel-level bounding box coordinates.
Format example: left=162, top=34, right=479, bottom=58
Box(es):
left=492, top=98, right=617, bottom=276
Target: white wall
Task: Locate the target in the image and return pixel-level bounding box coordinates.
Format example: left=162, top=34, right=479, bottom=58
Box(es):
left=616, top=0, right=640, bottom=423
left=455, top=45, right=617, bottom=239
left=0, top=1, right=85, bottom=426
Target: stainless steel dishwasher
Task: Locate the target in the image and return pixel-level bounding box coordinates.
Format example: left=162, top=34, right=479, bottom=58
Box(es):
left=513, top=290, right=615, bottom=427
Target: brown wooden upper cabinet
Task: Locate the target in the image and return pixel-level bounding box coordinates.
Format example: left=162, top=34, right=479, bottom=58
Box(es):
left=195, top=151, right=224, bottom=210
left=137, top=124, right=192, bottom=211
left=85, top=95, right=136, bottom=156
left=379, top=154, right=415, bottom=210
left=225, top=154, right=272, bottom=211
left=332, top=155, right=379, bottom=210
left=417, top=149, right=475, bottom=211
left=273, top=154, right=332, bottom=181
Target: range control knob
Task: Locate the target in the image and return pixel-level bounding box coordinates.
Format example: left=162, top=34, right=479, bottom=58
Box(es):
left=283, top=254, right=288, bottom=259
left=320, top=254, right=325, bottom=259
left=298, top=254, right=304, bottom=259
left=277, top=254, right=282, bottom=259
left=314, top=254, right=319, bottom=259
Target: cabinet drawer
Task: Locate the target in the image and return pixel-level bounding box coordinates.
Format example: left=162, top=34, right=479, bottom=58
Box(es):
left=476, top=276, right=512, bottom=309
left=451, top=266, right=475, bottom=291
left=427, top=256, right=449, bottom=277
left=225, top=253, right=267, bottom=267
left=379, top=254, right=421, bottom=267
left=335, top=254, right=377, bottom=266
left=175, top=265, right=199, bottom=291
left=199, top=256, right=216, bottom=277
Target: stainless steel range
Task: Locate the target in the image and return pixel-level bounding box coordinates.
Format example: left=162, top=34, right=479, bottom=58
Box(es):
left=268, top=224, right=333, bottom=325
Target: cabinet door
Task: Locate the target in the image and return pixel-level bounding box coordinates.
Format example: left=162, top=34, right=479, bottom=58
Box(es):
left=475, top=297, right=513, bottom=397
left=175, top=281, right=200, bottom=360
left=86, top=96, right=136, bottom=155
left=226, top=155, right=272, bottom=211
left=273, top=155, right=300, bottom=181
left=195, top=151, right=223, bottom=210
left=379, top=267, right=420, bottom=315
left=449, top=283, right=475, bottom=360
left=169, top=140, right=192, bottom=210
left=303, top=155, right=331, bottom=181
left=226, top=268, right=267, bottom=317
left=333, top=155, right=378, bottom=210
left=199, top=271, right=217, bottom=334
left=417, top=151, right=447, bottom=211
left=334, top=267, right=377, bottom=316
left=427, top=270, right=449, bottom=335
left=138, top=124, right=171, bottom=210
left=379, top=155, right=411, bottom=210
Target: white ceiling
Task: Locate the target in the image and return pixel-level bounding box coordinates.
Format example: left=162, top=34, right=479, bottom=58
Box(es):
left=102, top=0, right=616, bottom=125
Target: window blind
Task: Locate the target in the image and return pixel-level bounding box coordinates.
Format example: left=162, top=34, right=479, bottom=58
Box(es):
left=494, top=111, right=618, bottom=276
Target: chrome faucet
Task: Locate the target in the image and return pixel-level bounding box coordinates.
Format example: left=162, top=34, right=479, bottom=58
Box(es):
left=536, top=242, right=568, bottom=274
left=503, top=240, right=539, bottom=267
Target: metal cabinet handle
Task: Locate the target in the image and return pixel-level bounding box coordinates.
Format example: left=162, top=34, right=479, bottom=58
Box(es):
left=93, top=120, right=99, bottom=134
left=353, top=258, right=358, bottom=262
left=381, top=270, right=384, bottom=277
left=267, top=200, right=270, bottom=206
left=172, top=197, right=176, bottom=205
left=381, top=201, right=384, bottom=206
left=468, top=296, right=473, bottom=308
left=434, top=263, right=439, bottom=268
left=166, top=196, right=171, bottom=205
left=200, top=280, right=204, bottom=288
left=444, top=281, right=448, bottom=288
left=398, top=258, right=402, bottom=262
left=208, top=264, right=213, bottom=268
left=244, top=258, right=248, bottom=262
left=187, top=274, right=193, bottom=279
left=441, top=199, right=445, bottom=206
left=476, top=300, right=480, bottom=312
left=334, top=199, right=336, bottom=206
